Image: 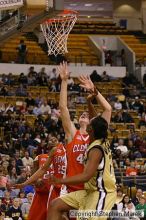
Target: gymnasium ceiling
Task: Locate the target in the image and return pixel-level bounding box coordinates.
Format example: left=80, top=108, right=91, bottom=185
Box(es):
left=64, top=0, right=113, bottom=17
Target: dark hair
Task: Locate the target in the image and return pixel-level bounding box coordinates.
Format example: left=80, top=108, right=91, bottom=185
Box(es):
left=121, top=195, right=129, bottom=205
left=90, top=116, right=108, bottom=140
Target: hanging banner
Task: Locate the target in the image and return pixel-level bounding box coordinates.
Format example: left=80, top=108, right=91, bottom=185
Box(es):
left=0, top=0, right=23, bottom=9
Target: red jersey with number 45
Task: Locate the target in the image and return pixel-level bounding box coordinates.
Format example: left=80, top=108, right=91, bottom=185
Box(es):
left=66, top=130, right=89, bottom=192
left=52, top=143, right=66, bottom=188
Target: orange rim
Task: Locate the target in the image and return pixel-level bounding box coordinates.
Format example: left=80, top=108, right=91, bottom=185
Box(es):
left=42, top=9, right=78, bottom=24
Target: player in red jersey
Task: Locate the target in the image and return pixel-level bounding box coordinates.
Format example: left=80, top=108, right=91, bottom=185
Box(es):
left=47, top=141, right=67, bottom=204
left=58, top=62, right=93, bottom=193
left=14, top=136, right=67, bottom=218
left=28, top=153, right=53, bottom=220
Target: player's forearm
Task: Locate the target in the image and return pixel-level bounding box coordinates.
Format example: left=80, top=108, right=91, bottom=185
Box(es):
left=87, top=100, right=97, bottom=120
left=59, top=80, right=68, bottom=109
left=21, top=168, right=46, bottom=187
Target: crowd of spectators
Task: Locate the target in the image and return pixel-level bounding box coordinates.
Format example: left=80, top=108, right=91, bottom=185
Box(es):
left=112, top=188, right=146, bottom=220
left=0, top=67, right=145, bottom=219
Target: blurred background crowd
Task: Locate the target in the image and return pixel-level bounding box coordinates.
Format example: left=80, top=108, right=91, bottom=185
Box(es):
left=0, top=66, right=145, bottom=219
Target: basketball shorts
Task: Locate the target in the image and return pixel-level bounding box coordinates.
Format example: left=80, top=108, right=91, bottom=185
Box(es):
left=28, top=191, right=49, bottom=220
left=60, top=190, right=116, bottom=220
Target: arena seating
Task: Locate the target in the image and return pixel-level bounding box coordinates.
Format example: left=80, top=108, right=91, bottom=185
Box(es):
left=120, top=35, right=146, bottom=63
left=1, top=36, right=49, bottom=64
left=71, top=20, right=128, bottom=34
left=67, top=34, right=100, bottom=65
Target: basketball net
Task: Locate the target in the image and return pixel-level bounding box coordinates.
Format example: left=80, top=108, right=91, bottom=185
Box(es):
left=41, top=10, right=77, bottom=56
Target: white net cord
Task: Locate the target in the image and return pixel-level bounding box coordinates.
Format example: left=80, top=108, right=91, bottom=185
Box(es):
left=41, top=12, right=77, bottom=56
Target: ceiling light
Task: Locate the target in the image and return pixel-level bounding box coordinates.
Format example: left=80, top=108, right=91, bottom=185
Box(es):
left=85, top=4, right=93, bottom=7
left=87, top=16, right=91, bottom=18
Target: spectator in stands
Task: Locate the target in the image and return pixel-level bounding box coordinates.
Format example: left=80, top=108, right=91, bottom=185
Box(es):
left=25, top=93, right=35, bottom=108
left=124, top=201, right=139, bottom=220
left=136, top=195, right=146, bottom=219
left=0, top=198, right=6, bottom=212
left=8, top=158, right=21, bottom=176
left=122, top=110, right=134, bottom=123
left=101, top=71, right=110, bottom=82
left=138, top=166, right=146, bottom=175
left=2, top=191, right=12, bottom=211
left=113, top=110, right=133, bottom=123
left=49, top=68, right=58, bottom=80
left=28, top=66, right=37, bottom=78
left=27, top=72, right=35, bottom=86
left=132, top=189, right=143, bottom=206
left=17, top=39, right=27, bottom=64
left=21, top=133, right=32, bottom=150
left=117, top=139, right=128, bottom=156
left=21, top=192, right=33, bottom=218
left=113, top=110, right=124, bottom=123
left=37, top=69, right=48, bottom=86
left=22, top=151, right=33, bottom=168
left=0, top=168, right=9, bottom=190
left=7, top=168, right=18, bottom=185
left=138, top=113, right=146, bottom=128
left=139, top=140, right=146, bottom=158
left=114, top=98, right=122, bottom=110
left=6, top=73, right=14, bottom=86
left=116, top=189, right=124, bottom=204
left=131, top=97, right=144, bottom=115
left=116, top=195, right=130, bottom=212
left=126, top=161, right=138, bottom=176
left=39, top=67, right=47, bottom=77
left=40, top=100, right=51, bottom=115
left=18, top=73, right=28, bottom=85
left=67, top=72, right=74, bottom=90
left=90, top=70, right=101, bottom=82
left=6, top=197, right=23, bottom=220
left=122, top=87, right=131, bottom=98
left=127, top=140, right=142, bottom=160
left=107, top=92, right=117, bottom=103
left=19, top=191, right=27, bottom=205
left=17, top=171, right=27, bottom=184
left=50, top=81, right=57, bottom=92
left=33, top=104, right=41, bottom=116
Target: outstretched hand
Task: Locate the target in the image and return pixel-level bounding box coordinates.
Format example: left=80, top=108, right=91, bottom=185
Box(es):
left=58, top=61, right=69, bottom=81
left=78, top=75, right=94, bottom=92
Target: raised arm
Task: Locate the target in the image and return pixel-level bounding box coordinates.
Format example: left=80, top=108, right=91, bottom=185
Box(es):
left=14, top=148, right=56, bottom=189
left=32, top=157, right=39, bottom=174
left=58, top=62, right=76, bottom=141
left=87, top=94, right=97, bottom=120
left=79, top=75, right=112, bottom=125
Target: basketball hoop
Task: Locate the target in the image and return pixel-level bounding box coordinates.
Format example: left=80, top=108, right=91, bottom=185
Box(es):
left=41, top=9, right=78, bottom=56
